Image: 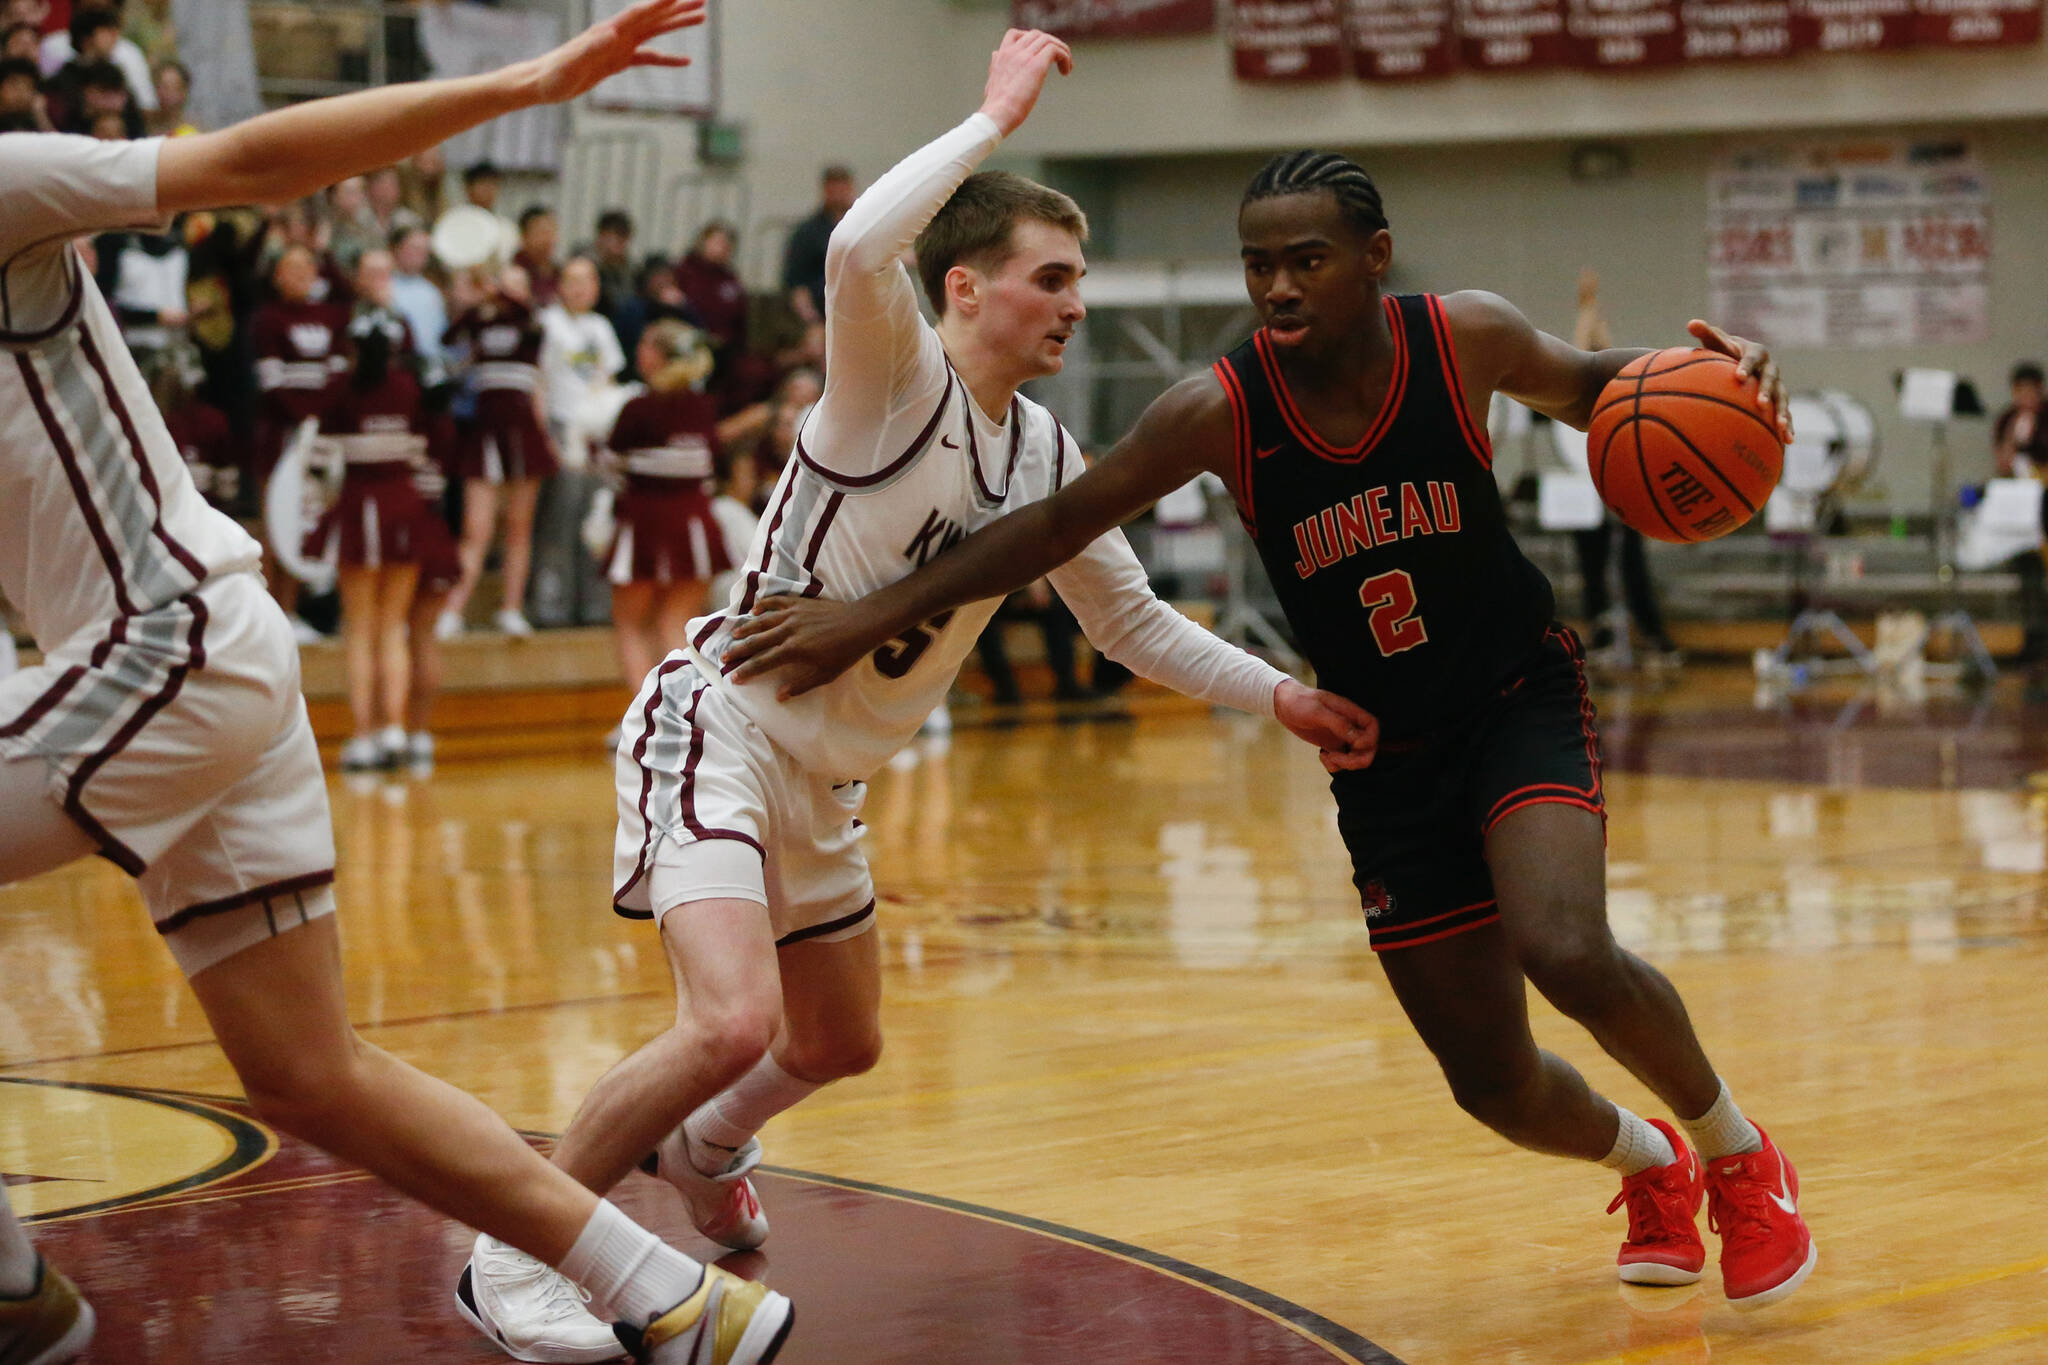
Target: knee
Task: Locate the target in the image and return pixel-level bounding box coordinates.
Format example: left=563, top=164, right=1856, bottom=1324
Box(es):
left=686, top=1000, right=781, bottom=1084
left=779, top=1026, right=883, bottom=1083
left=1442, top=1053, right=1543, bottom=1134
left=1518, top=931, right=1632, bottom=1023
left=238, top=1032, right=371, bottom=1147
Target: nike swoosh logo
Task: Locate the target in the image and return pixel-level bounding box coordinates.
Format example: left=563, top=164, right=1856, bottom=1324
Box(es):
left=941, top=436, right=960, bottom=449
left=1769, top=1165, right=1797, bottom=1214
left=1256, top=444, right=1283, bottom=460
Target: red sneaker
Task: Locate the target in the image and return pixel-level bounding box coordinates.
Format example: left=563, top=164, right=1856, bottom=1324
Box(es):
left=1608, top=1119, right=1706, bottom=1285
left=1704, top=1125, right=1817, bottom=1310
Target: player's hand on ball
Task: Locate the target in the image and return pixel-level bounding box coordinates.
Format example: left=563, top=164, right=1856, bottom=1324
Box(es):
left=726, top=594, right=878, bottom=699
left=1687, top=319, right=1792, bottom=444
left=979, top=28, right=1073, bottom=137
left=1274, top=681, right=1378, bottom=772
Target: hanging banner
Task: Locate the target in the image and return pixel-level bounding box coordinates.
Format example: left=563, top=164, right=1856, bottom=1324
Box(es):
left=1791, top=0, right=1916, bottom=50
left=1454, top=0, right=1574, bottom=67
left=1233, top=0, right=1348, bottom=75
left=1013, top=0, right=1218, bottom=36
left=1345, top=0, right=1460, bottom=75
left=1912, top=0, right=2043, bottom=44
left=1566, top=0, right=1684, bottom=64
left=1706, top=141, right=1991, bottom=349
left=1680, top=0, right=1801, bottom=58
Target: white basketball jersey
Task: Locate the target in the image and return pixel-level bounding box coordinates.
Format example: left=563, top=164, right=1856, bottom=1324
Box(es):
left=689, top=365, right=1082, bottom=780
left=0, top=135, right=262, bottom=656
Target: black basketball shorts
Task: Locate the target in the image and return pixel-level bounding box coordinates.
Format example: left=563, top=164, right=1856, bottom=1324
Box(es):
left=1330, top=624, right=1603, bottom=952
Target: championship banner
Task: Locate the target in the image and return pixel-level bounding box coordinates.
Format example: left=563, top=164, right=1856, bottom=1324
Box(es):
left=1013, top=0, right=1218, bottom=36
left=1345, top=0, right=1460, bottom=76
left=1707, top=141, right=1991, bottom=349
left=1232, top=0, right=1349, bottom=76
left=1791, top=0, right=1916, bottom=50
left=1912, top=0, right=2043, bottom=44
left=1454, top=0, right=1574, bottom=67
left=1566, top=0, right=1684, bottom=64
left=1680, top=0, right=1801, bottom=59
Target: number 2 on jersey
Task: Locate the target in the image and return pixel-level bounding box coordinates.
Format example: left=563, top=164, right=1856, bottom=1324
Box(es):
left=1358, top=569, right=1427, bottom=656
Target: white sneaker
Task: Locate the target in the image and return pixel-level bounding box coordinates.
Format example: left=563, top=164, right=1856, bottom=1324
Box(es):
left=339, top=736, right=383, bottom=772
left=375, top=724, right=409, bottom=765
left=615, top=1266, right=792, bottom=1365
left=407, top=731, right=435, bottom=765
left=455, top=1234, right=623, bottom=1364
left=289, top=615, right=326, bottom=645
left=918, top=702, right=951, bottom=737
left=435, top=609, right=466, bottom=641
left=495, top=608, right=536, bottom=638
left=645, top=1136, right=769, bottom=1251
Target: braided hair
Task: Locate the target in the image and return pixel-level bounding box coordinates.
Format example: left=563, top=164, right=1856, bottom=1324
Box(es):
left=1241, top=151, right=1389, bottom=239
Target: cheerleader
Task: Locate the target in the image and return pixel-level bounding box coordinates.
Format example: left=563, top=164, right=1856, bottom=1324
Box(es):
left=309, top=257, right=434, bottom=770
left=402, top=411, right=463, bottom=768
left=440, top=263, right=557, bottom=637
left=601, top=320, right=735, bottom=689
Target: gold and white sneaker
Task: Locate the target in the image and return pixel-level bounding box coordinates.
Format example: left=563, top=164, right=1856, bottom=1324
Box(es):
left=644, top=1137, right=769, bottom=1252
left=456, top=1234, right=624, bottom=1363
left=614, top=1266, right=792, bottom=1365
left=0, top=1256, right=95, bottom=1365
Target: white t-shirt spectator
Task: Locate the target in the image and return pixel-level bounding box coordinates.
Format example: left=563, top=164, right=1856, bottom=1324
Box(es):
left=39, top=32, right=160, bottom=110
left=538, top=302, right=625, bottom=469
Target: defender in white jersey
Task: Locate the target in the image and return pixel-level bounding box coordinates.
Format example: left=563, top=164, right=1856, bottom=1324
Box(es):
left=464, top=30, right=1378, bottom=1360
left=0, top=7, right=796, bottom=1365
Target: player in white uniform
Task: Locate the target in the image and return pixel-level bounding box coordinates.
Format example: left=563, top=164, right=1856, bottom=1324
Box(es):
left=0, top=6, right=796, bottom=1365
left=460, top=29, right=1378, bottom=1361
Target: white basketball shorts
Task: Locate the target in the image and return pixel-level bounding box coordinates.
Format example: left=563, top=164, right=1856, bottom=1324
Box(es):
left=0, top=571, right=336, bottom=976
left=612, top=656, right=875, bottom=945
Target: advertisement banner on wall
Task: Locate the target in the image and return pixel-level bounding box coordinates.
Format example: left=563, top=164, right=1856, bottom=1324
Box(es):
left=1233, top=0, right=1349, bottom=75
left=1345, top=0, right=1461, bottom=74
left=1454, top=0, right=1574, bottom=66
left=1680, top=0, right=1802, bottom=59
left=1013, top=0, right=1219, bottom=36
left=1912, top=0, right=2044, bottom=44
left=1706, top=142, right=1991, bottom=349
left=1791, top=0, right=1917, bottom=50
left=1566, top=0, right=1686, bottom=64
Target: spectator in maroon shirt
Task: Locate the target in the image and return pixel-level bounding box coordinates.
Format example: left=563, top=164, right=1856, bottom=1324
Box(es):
left=512, top=204, right=560, bottom=308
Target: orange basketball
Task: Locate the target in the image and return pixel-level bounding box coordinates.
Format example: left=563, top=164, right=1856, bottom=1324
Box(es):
left=1586, top=348, right=1784, bottom=544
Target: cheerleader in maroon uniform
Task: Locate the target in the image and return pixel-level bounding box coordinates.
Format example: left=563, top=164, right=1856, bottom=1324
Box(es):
left=602, top=320, right=734, bottom=688
left=402, top=408, right=463, bottom=767
left=441, top=263, right=558, bottom=637
left=308, top=255, right=436, bottom=770
left=250, top=244, right=348, bottom=626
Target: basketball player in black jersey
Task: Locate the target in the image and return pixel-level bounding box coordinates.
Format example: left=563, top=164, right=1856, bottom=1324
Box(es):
left=720, top=150, right=1819, bottom=1312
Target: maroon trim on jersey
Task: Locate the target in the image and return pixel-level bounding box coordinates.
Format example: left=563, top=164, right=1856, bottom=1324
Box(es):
left=1370, top=899, right=1501, bottom=952
left=155, top=870, right=338, bottom=935
left=1423, top=294, right=1494, bottom=471
left=1052, top=425, right=1071, bottom=492
left=1252, top=295, right=1407, bottom=464
left=17, top=351, right=137, bottom=617
left=0, top=665, right=86, bottom=738
left=1480, top=626, right=1605, bottom=834
left=79, top=326, right=209, bottom=581
left=966, top=394, right=1023, bottom=504
left=0, top=250, right=84, bottom=345
left=777, top=899, right=876, bottom=947
left=798, top=491, right=844, bottom=598
left=1211, top=358, right=1257, bottom=532
left=615, top=656, right=692, bottom=910
left=62, top=592, right=211, bottom=877
left=89, top=614, right=128, bottom=669
left=793, top=372, right=954, bottom=489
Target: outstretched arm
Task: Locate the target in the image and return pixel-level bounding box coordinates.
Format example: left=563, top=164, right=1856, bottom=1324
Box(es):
left=1442, top=289, right=1791, bottom=441
left=156, top=0, right=702, bottom=213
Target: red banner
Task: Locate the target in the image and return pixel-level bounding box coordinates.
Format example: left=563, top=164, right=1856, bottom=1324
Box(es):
left=1233, top=0, right=1349, bottom=74
left=1681, top=0, right=1801, bottom=57
left=1912, top=0, right=2043, bottom=43
left=1345, top=0, right=1460, bottom=75
left=1012, top=0, right=1217, bottom=36
left=1792, top=0, right=1916, bottom=50
left=1455, top=0, right=1574, bottom=66
left=1567, top=0, right=1684, bottom=63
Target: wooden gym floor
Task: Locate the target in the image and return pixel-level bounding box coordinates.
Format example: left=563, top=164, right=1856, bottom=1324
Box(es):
left=4, top=666, right=2047, bottom=1363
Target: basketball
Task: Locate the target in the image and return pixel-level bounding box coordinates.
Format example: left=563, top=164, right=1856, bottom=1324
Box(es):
left=1586, top=348, right=1785, bottom=544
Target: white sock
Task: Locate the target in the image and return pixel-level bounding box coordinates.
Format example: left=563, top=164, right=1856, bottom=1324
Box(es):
left=1600, top=1105, right=1677, bottom=1176
left=0, top=1199, right=37, bottom=1298
left=558, top=1199, right=703, bottom=1328
left=1679, top=1078, right=1764, bottom=1161
left=676, top=1053, right=822, bottom=1177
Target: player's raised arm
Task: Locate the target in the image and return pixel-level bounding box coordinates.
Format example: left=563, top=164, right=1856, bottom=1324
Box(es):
left=156, top=0, right=702, bottom=214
